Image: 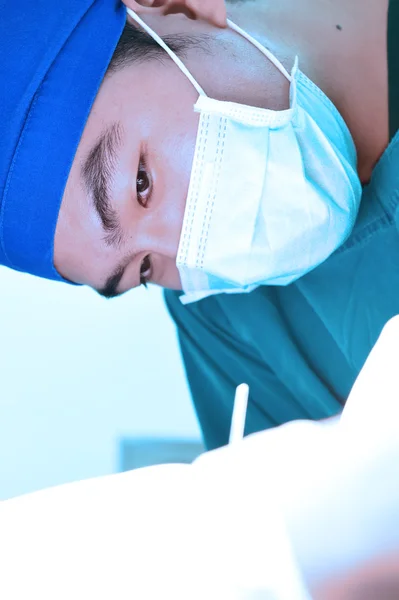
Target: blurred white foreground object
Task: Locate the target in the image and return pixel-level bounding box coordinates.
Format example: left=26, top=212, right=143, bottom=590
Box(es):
left=340, top=314, right=399, bottom=434
left=195, top=317, right=399, bottom=590
left=0, top=381, right=309, bottom=599
left=1, top=318, right=399, bottom=598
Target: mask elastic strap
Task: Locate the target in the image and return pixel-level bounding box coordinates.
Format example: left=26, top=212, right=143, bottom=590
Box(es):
left=127, top=10, right=292, bottom=96
left=126, top=9, right=207, bottom=97
left=226, top=19, right=292, bottom=83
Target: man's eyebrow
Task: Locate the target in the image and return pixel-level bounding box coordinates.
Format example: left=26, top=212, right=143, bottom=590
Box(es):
left=96, top=263, right=127, bottom=299
left=81, top=122, right=125, bottom=248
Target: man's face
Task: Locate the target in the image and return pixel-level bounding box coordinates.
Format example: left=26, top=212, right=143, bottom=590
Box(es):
left=54, top=21, right=201, bottom=298
left=54, top=5, right=289, bottom=298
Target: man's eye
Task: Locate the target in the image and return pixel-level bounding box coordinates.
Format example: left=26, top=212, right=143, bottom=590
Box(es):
left=137, top=169, right=149, bottom=195
left=137, top=162, right=152, bottom=208
left=140, top=255, right=152, bottom=288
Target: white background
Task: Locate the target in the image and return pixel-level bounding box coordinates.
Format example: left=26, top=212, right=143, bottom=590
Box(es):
left=0, top=268, right=200, bottom=500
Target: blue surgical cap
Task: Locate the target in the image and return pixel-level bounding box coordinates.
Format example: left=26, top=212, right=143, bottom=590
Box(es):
left=0, top=0, right=126, bottom=282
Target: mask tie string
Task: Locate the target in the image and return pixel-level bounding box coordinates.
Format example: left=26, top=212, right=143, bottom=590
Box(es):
left=126, top=9, right=293, bottom=95
left=227, top=18, right=292, bottom=83
left=126, top=9, right=207, bottom=97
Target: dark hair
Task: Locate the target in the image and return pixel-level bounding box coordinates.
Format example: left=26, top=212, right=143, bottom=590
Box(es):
left=107, top=20, right=213, bottom=75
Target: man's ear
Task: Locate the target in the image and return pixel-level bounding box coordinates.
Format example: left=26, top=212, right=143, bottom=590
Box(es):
left=123, top=0, right=227, bottom=28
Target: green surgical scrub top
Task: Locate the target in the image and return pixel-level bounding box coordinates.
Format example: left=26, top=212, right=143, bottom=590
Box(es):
left=164, top=2, right=399, bottom=451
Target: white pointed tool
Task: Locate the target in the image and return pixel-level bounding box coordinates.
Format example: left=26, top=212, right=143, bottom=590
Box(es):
left=229, top=383, right=249, bottom=445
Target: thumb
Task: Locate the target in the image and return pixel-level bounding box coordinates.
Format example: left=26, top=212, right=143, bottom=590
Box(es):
left=124, top=0, right=227, bottom=28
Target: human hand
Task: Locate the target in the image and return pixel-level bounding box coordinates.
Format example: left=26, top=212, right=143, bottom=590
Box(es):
left=123, top=0, right=227, bottom=28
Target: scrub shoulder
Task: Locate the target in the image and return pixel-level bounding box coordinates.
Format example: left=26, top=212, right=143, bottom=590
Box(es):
left=165, top=132, right=399, bottom=450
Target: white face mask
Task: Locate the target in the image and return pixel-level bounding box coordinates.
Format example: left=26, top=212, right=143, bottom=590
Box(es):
left=127, top=10, right=362, bottom=305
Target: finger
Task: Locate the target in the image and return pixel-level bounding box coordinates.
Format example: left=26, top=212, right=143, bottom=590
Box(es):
left=124, top=0, right=152, bottom=9
left=186, top=0, right=227, bottom=28
left=124, top=0, right=228, bottom=28
left=123, top=0, right=158, bottom=14
left=130, top=0, right=153, bottom=5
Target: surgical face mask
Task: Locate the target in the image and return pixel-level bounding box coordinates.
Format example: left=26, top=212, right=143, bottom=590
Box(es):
left=127, top=10, right=362, bottom=305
